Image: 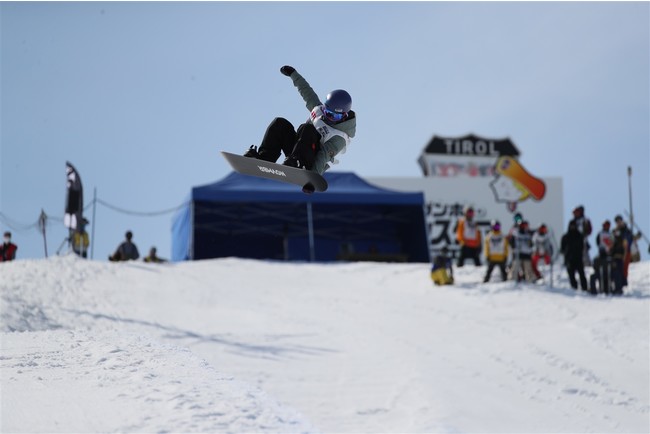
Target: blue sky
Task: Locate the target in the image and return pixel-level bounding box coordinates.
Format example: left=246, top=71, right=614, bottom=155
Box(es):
left=2, top=2, right=648, bottom=261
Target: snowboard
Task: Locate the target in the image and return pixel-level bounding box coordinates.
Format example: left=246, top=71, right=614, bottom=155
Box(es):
left=221, top=151, right=328, bottom=193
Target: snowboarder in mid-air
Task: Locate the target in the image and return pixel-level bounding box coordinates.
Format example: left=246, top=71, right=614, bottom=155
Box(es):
left=244, top=65, right=356, bottom=176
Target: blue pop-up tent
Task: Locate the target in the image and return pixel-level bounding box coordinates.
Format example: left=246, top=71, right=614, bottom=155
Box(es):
left=172, top=172, right=430, bottom=262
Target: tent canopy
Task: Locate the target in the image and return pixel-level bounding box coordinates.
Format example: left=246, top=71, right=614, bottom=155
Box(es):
left=172, top=172, right=430, bottom=262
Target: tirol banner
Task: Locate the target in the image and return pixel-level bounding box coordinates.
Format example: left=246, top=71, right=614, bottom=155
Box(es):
left=371, top=134, right=563, bottom=260
left=64, top=161, right=84, bottom=232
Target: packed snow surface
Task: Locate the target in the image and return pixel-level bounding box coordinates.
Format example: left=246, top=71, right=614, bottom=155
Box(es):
left=1, top=256, right=649, bottom=433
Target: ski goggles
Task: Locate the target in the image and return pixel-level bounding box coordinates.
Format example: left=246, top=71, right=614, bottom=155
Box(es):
left=323, top=107, right=346, bottom=122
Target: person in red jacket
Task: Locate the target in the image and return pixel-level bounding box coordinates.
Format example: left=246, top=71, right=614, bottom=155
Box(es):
left=0, top=231, right=18, bottom=262
left=456, top=206, right=482, bottom=267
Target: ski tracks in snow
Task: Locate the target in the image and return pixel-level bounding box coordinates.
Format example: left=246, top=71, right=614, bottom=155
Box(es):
left=0, top=329, right=313, bottom=433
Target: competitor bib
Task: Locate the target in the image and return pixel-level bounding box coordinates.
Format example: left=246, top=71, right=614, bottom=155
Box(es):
left=310, top=105, right=351, bottom=147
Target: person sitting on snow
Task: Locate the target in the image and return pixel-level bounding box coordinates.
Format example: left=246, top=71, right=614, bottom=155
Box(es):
left=431, top=246, right=454, bottom=285
left=144, top=247, right=166, bottom=263
left=109, top=231, right=140, bottom=262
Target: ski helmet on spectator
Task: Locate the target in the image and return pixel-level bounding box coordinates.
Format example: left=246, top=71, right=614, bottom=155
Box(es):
left=539, top=224, right=547, bottom=234
left=491, top=220, right=501, bottom=231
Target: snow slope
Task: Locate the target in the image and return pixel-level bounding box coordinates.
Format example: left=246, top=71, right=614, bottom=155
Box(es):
left=1, top=256, right=649, bottom=433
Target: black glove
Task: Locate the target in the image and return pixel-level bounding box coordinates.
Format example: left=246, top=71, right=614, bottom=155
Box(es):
left=280, top=65, right=295, bottom=76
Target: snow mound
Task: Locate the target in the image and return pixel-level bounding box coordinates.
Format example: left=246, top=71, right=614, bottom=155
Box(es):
left=1, top=256, right=314, bottom=433
left=1, top=330, right=312, bottom=433
left=1, top=255, right=648, bottom=433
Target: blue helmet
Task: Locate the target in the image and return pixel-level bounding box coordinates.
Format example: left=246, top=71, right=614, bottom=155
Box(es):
left=325, top=89, right=352, bottom=114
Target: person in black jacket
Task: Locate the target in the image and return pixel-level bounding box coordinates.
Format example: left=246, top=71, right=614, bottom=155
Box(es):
left=609, top=228, right=628, bottom=295
left=109, top=231, right=140, bottom=262
left=570, top=205, right=593, bottom=266
left=0, top=231, right=18, bottom=262
left=561, top=221, right=588, bottom=291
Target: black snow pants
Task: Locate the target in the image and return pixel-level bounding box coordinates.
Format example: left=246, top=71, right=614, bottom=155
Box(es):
left=457, top=245, right=481, bottom=267
left=257, top=117, right=321, bottom=170
left=484, top=260, right=507, bottom=282
left=566, top=260, right=588, bottom=291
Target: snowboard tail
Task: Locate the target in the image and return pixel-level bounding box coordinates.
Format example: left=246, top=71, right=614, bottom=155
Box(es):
left=221, top=151, right=328, bottom=193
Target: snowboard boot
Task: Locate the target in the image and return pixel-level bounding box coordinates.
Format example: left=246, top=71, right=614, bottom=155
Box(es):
left=243, top=145, right=260, bottom=159
left=283, top=155, right=305, bottom=169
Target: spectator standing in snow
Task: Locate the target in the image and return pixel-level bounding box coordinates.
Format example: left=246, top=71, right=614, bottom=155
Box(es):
left=505, top=212, right=523, bottom=275
left=561, top=221, right=588, bottom=291
left=609, top=226, right=628, bottom=295
left=531, top=224, right=553, bottom=280
left=72, top=218, right=90, bottom=259
left=483, top=220, right=509, bottom=282
left=596, top=220, right=614, bottom=258
left=613, top=215, right=637, bottom=285
left=570, top=205, right=592, bottom=266
left=593, top=220, right=614, bottom=294
left=506, top=212, right=524, bottom=242
left=455, top=206, right=482, bottom=267
left=509, top=220, right=536, bottom=282
left=589, top=257, right=607, bottom=295
left=431, top=246, right=454, bottom=285
left=0, top=231, right=18, bottom=262
left=109, top=231, right=140, bottom=262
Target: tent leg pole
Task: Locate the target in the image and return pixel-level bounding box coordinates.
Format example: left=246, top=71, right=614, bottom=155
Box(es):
left=190, top=201, right=195, bottom=260
left=91, top=187, right=97, bottom=260
left=283, top=224, right=289, bottom=261
left=307, top=201, right=315, bottom=262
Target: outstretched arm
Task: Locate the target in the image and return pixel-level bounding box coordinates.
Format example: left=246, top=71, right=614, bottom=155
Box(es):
left=280, top=65, right=321, bottom=111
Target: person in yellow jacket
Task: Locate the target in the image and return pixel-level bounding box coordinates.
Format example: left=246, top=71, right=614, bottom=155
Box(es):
left=456, top=206, right=482, bottom=267
left=144, top=246, right=167, bottom=263
left=431, top=246, right=454, bottom=285
left=72, top=218, right=90, bottom=258
left=483, top=220, right=509, bottom=282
